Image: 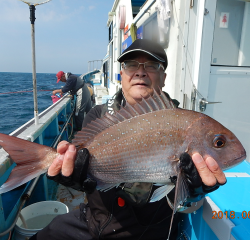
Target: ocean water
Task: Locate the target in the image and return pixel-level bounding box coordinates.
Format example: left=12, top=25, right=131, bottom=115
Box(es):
left=0, top=72, right=64, bottom=135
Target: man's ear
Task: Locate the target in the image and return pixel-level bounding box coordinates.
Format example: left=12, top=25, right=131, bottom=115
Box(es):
left=161, top=73, right=166, bottom=88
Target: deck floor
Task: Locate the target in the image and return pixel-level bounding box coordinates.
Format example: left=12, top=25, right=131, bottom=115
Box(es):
left=56, top=184, right=87, bottom=211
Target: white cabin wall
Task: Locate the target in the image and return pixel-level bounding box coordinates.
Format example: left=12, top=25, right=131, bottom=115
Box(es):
left=196, top=0, right=250, bottom=161
left=177, top=0, right=207, bottom=110
left=238, top=2, right=250, bottom=66
left=108, top=6, right=118, bottom=96
left=164, top=0, right=187, bottom=104
left=107, top=0, right=134, bottom=97
left=197, top=0, right=218, bottom=101
left=133, top=0, right=183, bottom=102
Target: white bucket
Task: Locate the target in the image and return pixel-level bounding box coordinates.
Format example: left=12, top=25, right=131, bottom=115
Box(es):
left=14, top=201, right=69, bottom=240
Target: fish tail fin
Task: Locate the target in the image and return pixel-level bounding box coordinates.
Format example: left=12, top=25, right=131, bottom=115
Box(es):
left=0, top=167, right=47, bottom=194
left=0, top=133, right=56, bottom=165
left=0, top=133, right=57, bottom=193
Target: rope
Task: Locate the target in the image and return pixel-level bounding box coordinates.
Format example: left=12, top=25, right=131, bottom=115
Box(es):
left=0, top=89, right=53, bottom=95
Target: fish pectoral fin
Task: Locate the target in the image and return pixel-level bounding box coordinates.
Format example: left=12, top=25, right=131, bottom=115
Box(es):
left=149, top=184, right=175, bottom=202
left=153, top=183, right=165, bottom=186
left=174, top=171, right=190, bottom=210
left=166, top=171, right=190, bottom=240
left=96, top=182, right=120, bottom=192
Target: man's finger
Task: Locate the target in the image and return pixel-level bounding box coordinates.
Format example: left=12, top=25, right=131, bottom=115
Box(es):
left=57, top=141, right=70, bottom=154
left=47, top=154, right=64, bottom=176
left=61, top=144, right=77, bottom=176
left=192, top=153, right=217, bottom=186
left=205, top=157, right=226, bottom=185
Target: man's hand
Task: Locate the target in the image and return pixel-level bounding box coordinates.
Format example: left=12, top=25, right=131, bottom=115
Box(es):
left=47, top=141, right=96, bottom=193
left=178, top=152, right=226, bottom=203
left=192, top=153, right=226, bottom=186
left=52, top=89, right=63, bottom=96
left=48, top=141, right=76, bottom=177
left=168, top=152, right=227, bottom=213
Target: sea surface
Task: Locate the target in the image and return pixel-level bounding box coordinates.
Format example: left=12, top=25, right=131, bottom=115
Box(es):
left=0, top=72, right=65, bottom=135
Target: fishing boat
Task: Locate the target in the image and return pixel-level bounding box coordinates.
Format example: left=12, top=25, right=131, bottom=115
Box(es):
left=0, top=74, right=109, bottom=240
left=0, top=0, right=250, bottom=239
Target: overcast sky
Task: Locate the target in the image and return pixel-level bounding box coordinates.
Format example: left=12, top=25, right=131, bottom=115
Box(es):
left=0, top=0, right=114, bottom=74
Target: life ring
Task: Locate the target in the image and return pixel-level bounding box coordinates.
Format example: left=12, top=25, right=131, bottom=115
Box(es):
left=119, top=5, right=126, bottom=29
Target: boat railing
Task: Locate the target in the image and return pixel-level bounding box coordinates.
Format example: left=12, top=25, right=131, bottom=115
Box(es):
left=0, top=93, right=75, bottom=239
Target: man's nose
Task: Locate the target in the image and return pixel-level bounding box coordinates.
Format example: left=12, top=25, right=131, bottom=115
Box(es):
left=135, top=64, right=147, bottom=77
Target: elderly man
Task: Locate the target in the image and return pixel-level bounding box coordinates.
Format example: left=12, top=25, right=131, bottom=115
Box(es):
left=31, top=39, right=226, bottom=240
left=53, top=71, right=92, bottom=131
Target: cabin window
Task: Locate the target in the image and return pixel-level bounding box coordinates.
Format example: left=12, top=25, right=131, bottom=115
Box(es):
left=109, top=22, right=113, bottom=43
left=132, top=0, right=147, bottom=18
left=132, top=5, right=141, bottom=18
left=211, top=0, right=250, bottom=67
left=103, top=61, right=108, bottom=88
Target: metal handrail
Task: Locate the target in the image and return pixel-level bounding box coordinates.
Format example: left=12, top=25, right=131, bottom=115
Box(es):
left=0, top=102, right=75, bottom=237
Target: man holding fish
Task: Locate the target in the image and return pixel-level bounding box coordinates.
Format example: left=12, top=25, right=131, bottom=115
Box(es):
left=2, top=39, right=244, bottom=239
left=28, top=39, right=229, bottom=240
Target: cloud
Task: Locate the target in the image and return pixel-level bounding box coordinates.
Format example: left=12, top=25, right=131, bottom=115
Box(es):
left=36, top=10, right=57, bottom=22
left=89, top=5, right=95, bottom=10
left=0, top=0, right=28, bottom=22
left=40, top=3, right=85, bottom=22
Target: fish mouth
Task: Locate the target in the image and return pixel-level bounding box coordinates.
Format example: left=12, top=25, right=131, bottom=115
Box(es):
left=226, top=153, right=246, bottom=169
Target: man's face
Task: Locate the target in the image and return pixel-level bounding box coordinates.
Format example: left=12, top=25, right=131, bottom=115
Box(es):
left=60, top=74, right=66, bottom=83
left=120, top=53, right=166, bottom=105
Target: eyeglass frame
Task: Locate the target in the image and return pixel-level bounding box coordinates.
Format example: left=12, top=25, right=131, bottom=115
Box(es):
left=121, top=60, right=165, bottom=73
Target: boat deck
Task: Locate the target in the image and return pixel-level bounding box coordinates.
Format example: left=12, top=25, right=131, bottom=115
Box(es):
left=56, top=185, right=87, bottom=212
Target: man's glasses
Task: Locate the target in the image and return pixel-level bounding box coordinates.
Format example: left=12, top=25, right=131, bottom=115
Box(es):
left=122, top=60, right=164, bottom=73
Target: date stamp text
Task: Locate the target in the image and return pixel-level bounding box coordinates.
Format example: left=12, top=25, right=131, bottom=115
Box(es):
left=212, top=211, right=250, bottom=219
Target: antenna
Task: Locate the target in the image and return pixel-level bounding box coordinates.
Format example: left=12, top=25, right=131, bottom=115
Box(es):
left=19, top=0, right=51, bottom=125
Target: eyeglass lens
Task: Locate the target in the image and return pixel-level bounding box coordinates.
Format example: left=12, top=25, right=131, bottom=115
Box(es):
left=123, top=61, right=162, bottom=72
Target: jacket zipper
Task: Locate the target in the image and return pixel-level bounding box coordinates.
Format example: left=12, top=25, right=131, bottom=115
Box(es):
left=98, top=198, right=116, bottom=239
left=98, top=213, right=113, bottom=239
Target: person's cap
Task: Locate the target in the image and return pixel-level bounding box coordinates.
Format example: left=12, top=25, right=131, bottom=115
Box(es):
left=117, top=39, right=168, bottom=69
left=56, top=71, right=64, bottom=83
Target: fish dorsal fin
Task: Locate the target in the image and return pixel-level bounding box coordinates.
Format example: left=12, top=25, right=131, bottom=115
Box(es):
left=72, top=89, right=175, bottom=147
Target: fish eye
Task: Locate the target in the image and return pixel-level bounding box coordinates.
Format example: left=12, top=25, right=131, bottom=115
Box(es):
left=213, top=135, right=226, bottom=148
